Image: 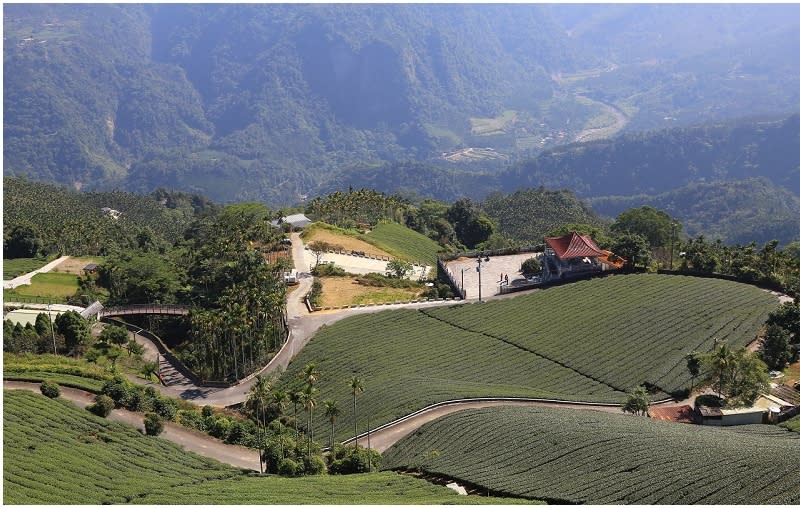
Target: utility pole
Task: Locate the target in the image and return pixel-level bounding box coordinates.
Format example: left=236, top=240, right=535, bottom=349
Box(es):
left=476, top=252, right=489, bottom=302
left=670, top=222, right=676, bottom=270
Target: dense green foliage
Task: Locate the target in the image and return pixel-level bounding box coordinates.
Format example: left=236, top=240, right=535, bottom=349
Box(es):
left=481, top=188, right=606, bottom=244
left=280, top=274, right=776, bottom=440
left=592, top=178, right=800, bottom=246
left=2, top=257, right=49, bottom=279
left=694, top=344, right=770, bottom=407
left=782, top=414, right=800, bottom=433
left=382, top=406, right=800, bottom=504
left=3, top=177, right=204, bottom=258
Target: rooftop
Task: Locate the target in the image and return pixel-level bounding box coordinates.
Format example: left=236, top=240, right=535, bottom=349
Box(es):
left=545, top=232, right=606, bottom=260
left=648, top=405, right=697, bottom=424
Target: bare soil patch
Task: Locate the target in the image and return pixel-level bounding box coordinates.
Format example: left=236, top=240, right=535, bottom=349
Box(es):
left=303, top=229, right=392, bottom=258
left=319, top=277, right=422, bottom=307
left=51, top=256, right=100, bottom=275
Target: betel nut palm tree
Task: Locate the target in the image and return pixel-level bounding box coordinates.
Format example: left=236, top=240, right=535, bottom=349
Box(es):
left=349, top=376, right=364, bottom=447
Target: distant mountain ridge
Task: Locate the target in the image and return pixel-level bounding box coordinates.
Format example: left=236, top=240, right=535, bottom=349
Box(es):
left=5, top=4, right=800, bottom=204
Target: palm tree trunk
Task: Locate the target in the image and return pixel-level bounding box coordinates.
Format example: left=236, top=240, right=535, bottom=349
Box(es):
left=352, top=395, right=358, bottom=448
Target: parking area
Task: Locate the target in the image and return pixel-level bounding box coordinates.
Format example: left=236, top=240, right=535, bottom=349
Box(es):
left=444, top=252, right=541, bottom=300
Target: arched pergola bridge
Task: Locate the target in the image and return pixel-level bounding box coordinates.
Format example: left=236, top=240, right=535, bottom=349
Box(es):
left=95, top=304, right=190, bottom=320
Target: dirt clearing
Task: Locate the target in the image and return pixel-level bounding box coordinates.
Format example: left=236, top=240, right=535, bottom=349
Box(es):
left=319, top=277, right=423, bottom=307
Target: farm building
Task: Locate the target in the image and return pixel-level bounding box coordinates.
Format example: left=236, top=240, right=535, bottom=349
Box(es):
left=82, top=263, right=98, bottom=274
left=697, top=405, right=766, bottom=426
left=271, top=213, right=312, bottom=229
left=541, top=232, right=625, bottom=282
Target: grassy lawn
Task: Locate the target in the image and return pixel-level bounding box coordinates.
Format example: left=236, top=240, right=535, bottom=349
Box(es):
left=783, top=360, right=800, bottom=385
left=280, top=274, right=777, bottom=441
left=383, top=406, right=800, bottom=504
left=361, top=222, right=441, bottom=268
left=4, top=272, right=79, bottom=299
left=3, top=257, right=50, bottom=280
left=3, top=390, right=523, bottom=505
left=319, top=277, right=423, bottom=307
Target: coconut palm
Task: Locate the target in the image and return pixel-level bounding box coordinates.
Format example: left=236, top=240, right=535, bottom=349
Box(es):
left=349, top=376, right=364, bottom=447
left=324, top=399, right=341, bottom=453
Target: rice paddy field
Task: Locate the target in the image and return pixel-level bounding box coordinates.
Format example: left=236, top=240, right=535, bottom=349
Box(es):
left=3, top=390, right=526, bottom=505
left=381, top=406, right=800, bottom=504
left=280, top=274, right=777, bottom=440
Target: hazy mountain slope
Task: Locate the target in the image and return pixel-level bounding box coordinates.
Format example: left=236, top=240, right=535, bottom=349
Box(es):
left=590, top=178, right=800, bottom=246
left=500, top=114, right=800, bottom=197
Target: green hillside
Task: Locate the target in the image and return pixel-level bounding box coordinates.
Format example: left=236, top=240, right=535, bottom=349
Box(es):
left=3, top=177, right=212, bottom=257
left=382, top=406, right=800, bottom=504
left=362, top=222, right=442, bottom=267
left=279, top=274, right=777, bottom=440
left=590, top=178, right=800, bottom=245
left=2, top=390, right=524, bottom=505
left=481, top=188, right=607, bottom=244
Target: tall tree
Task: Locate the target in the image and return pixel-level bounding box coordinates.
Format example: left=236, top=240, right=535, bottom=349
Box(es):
left=611, top=206, right=680, bottom=249
left=698, top=343, right=770, bottom=407
left=54, top=311, right=90, bottom=355
left=247, top=374, right=273, bottom=473
left=324, top=399, right=341, bottom=453
left=686, top=353, right=701, bottom=391
left=760, top=324, right=792, bottom=370
left=349, top=376, right=364, bottom=447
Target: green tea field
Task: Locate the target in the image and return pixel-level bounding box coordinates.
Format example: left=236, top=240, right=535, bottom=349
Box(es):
left=362, top=222, right=442, bottom=267
left=280, top=274, right=777, bottom=440
left=381, top=406, right=800, bottom=504
left=3, top=390, right=525, bottom=504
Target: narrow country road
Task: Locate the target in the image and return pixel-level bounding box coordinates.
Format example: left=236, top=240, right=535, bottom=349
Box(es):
left=348, top=399, right=624, bottom=453
left=3, top=255, right=71, bottom=289
left=4, top=381, right=260, bottom=471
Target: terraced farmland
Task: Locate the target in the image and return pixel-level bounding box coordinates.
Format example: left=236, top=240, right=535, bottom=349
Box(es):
left=2, top=390, right=528, bottom=505
left=281, top=274, right=777, bottom=439
left=381, top=406, right=800, bottom=504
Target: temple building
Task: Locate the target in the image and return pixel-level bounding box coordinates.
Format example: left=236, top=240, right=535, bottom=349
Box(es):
left=542, top=232, right=625, bottom=282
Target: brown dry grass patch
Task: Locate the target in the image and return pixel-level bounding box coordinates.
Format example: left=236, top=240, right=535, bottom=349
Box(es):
left=303, top=229, right=392, bottom=258
left=51, top=256, right=101, bottom=275
left=319, top=277, right=422, bottom=307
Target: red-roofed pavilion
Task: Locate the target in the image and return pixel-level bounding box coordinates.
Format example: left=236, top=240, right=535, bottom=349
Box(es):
left=545, top=232, right=605, bottom=259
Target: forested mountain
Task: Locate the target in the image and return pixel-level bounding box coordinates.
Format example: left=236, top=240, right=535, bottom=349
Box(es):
left=590, top=179, right=800, bottom=246
left=5, top=4, right=800, bottom=204
left=499, top=114, right=800, bottom=197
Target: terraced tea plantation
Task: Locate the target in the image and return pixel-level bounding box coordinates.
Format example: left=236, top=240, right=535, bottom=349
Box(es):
left=281, top=274, right=777, bottom=439
left=3, top=390, right=524, bottom=504
left=381, top=406, right=800, bottom=504
left=361, top=222, right=442, bottom=268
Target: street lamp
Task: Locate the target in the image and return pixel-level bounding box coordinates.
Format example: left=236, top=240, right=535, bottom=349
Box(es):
left=476, top=252, right=490, bottom=302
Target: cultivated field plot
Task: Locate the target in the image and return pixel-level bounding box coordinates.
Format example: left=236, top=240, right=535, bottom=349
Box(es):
left=4, top=353, right=114, bottom=392
left=50, top=256, right=101, bottom=275
left=134, top=471, right=531, bottom=505
left=361, top=222, right=441, bottom=268
left=423, top=274, right=777, bottom=395
left=3, top=257, right=49, bottom=280
left=302, top=224, right=393, bottom=258
left=4, top=272, right=79, bottom=298
left=382, top=406, right=800, bottom=504
left=280, top=309, right=624, bottom=441
left=3, top=390, right=237, bottom=504
left=282, top=275, right=777, bottom=439
left=3, top=390, right=520, bottom=505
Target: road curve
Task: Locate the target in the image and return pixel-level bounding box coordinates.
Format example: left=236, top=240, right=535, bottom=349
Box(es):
left=4, top=381, right=260, bottom=471
left=342, top=398, right=625, bottom=453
